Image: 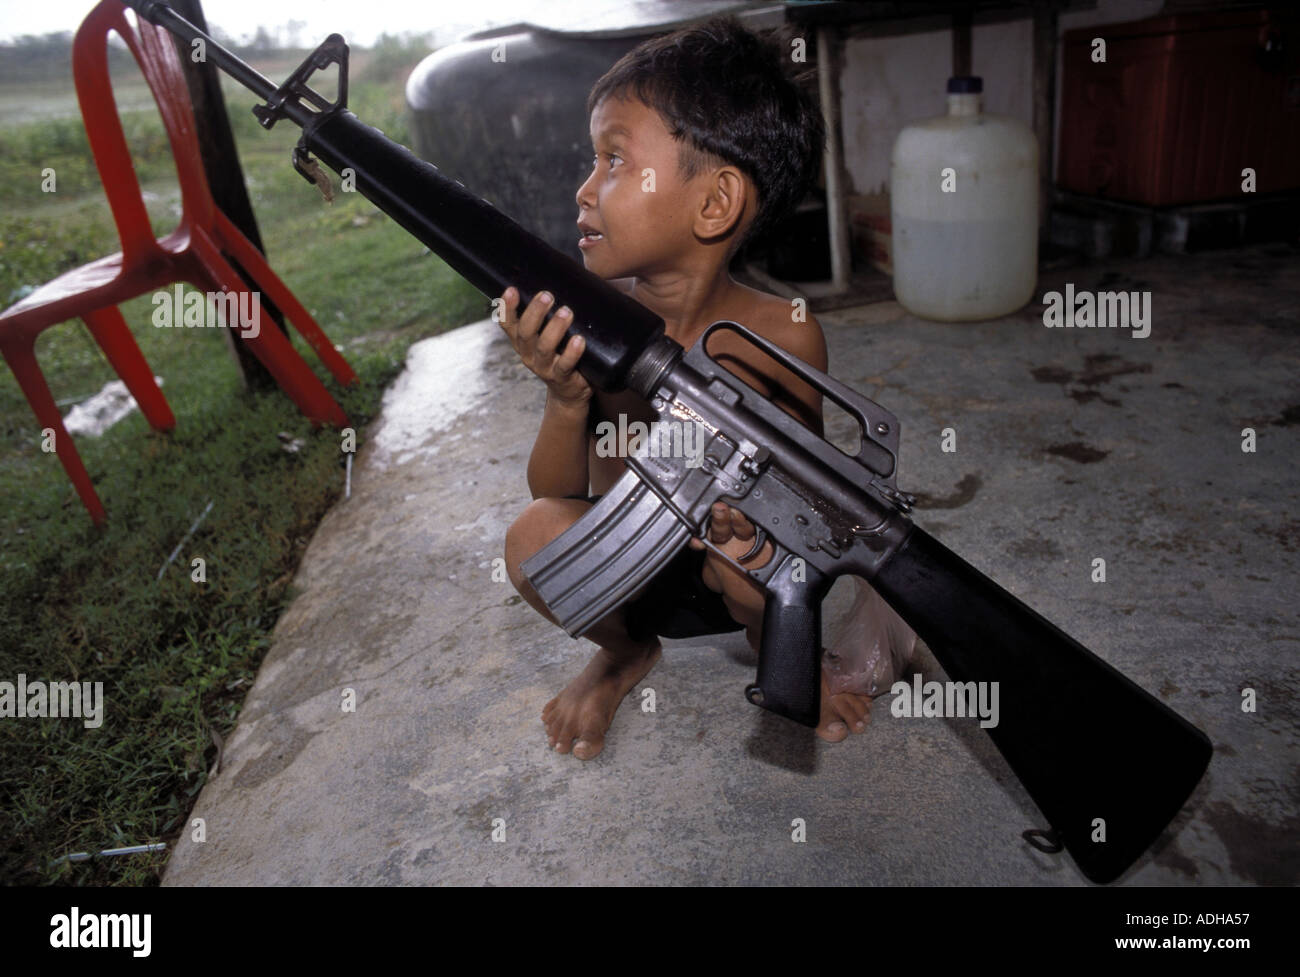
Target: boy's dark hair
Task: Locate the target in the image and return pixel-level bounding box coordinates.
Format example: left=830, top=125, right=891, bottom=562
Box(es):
left=586, top=15, right=825, bottom=250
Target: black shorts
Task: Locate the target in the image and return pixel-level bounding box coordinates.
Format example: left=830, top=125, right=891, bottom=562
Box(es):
left=567, top=494, right=745, bottom=641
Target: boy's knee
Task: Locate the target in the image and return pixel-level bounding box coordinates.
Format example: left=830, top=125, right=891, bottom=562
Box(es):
left=503, top=501, right=545, bottom=587
left=721, top=589, right=764, bottom=630
left=504, top=497, right=589, bottom=589
left=709, top=558, right=767, bottom=611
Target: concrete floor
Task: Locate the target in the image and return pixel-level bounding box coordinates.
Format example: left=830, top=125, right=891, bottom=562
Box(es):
left=163, top=243, right=1298, bottom=886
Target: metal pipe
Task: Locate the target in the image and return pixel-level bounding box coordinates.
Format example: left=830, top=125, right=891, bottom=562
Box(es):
left=816, top=25, right=850, bottom=291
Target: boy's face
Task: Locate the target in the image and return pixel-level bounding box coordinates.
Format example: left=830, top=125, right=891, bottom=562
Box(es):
left=576, top=96, right=710, bottom=280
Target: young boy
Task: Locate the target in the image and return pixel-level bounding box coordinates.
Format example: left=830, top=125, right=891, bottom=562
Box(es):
left=498, top=16, right=909, bottom=758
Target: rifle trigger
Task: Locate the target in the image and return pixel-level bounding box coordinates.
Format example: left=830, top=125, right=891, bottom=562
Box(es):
left=737, top=528, right=768, bottom=564
left=695, top=529, right=771, bottom=578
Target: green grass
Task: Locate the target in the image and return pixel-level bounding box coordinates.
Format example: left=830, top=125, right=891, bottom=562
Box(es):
left=0, top=60, right=485, bottom=884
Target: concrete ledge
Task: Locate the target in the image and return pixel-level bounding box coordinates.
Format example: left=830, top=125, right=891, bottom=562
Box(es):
left=164, top=245, right=1299, bottom=885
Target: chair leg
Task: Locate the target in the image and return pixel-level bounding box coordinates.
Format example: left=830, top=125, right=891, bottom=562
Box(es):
left=189, top=235, right=348, bottom=427
left=214, top=213, right=358, bottom=387
left=0, top=337, right=106, bottom=524
left=82, top=305, right=176, bottom=432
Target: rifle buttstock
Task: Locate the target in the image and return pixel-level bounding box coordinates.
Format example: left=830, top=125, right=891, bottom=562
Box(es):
left=871, top=527, right=1211, bottom=883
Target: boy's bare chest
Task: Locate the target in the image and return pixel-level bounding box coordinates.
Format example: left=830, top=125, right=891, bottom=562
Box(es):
left=587, top=387, right=657, bottom=494
left=592, top=386, right=657, bottom=428
left=584, top=294, right=781, bottom=492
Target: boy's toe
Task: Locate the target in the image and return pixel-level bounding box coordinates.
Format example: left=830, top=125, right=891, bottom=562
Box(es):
left=573, top=726, right=606, bottom=760
left=544, top=713, right=571, bottom=752
left=835, top=693, right=872, bottom=732
left=816, top=682, right=873, bottom=741
left=816, top=718, right=850, bottom=743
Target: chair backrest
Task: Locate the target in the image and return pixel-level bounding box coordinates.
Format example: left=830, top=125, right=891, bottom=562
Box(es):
left=72, top=0, right=217, bottom=266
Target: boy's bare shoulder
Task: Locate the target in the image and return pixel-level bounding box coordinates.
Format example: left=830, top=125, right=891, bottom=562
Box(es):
left=707, top=282, right=828, bottom=432
left=708, top=282, right=827, bottom=373
left=731, top=283, right=827, bottom=368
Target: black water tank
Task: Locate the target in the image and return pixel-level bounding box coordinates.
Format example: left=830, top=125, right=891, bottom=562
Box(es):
left=404, top=2, right=784, bottom=258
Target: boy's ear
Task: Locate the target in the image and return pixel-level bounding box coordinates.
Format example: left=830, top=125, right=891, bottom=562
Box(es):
left=694, top=166, right=753, bottom=242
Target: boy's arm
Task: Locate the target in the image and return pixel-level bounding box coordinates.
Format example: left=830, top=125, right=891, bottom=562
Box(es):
left=707, top=310, right=828, bottom=436
left=526, top=395, right=590, bottom=500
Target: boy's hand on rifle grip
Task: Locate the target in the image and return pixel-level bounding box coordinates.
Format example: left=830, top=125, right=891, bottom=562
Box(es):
left=498, top=287, right=591, bottom=409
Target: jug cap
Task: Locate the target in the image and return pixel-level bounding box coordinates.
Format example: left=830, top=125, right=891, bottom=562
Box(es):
left=946, top=76, right=983, bottom=93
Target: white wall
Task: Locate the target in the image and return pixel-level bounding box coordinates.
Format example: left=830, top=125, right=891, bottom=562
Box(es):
left=838, top=0, right=1165, bottom=195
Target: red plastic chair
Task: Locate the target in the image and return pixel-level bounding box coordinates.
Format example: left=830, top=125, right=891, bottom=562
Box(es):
left=0, top=0, right=357, bottom=524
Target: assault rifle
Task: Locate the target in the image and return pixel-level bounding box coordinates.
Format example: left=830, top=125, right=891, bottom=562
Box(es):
left=123, top=0, right=1211, bottom=883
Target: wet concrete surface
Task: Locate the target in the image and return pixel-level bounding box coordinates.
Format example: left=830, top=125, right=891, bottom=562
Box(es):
left=163, top=243, right=1299, bottom=885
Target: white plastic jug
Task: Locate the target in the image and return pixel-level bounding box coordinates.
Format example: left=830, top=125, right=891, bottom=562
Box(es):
left=890, top=77, right=1038, bottom=321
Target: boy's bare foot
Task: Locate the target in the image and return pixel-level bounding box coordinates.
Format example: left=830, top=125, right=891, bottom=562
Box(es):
left=819, top=577, right=918, bottom=745
left=816, top=670, right=873, bottom=743
left=542, top=642, right=662, bottom=759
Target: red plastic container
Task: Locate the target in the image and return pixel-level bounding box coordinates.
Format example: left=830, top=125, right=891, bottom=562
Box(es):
left=1058, top=8, right=1300, bottom=206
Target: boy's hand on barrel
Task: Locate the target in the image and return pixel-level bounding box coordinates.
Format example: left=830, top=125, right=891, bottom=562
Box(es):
left=498, top=286, right=591, bottom=409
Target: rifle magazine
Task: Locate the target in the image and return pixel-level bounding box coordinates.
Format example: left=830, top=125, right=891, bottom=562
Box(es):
left=520, top=469, right=692, bottom=637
